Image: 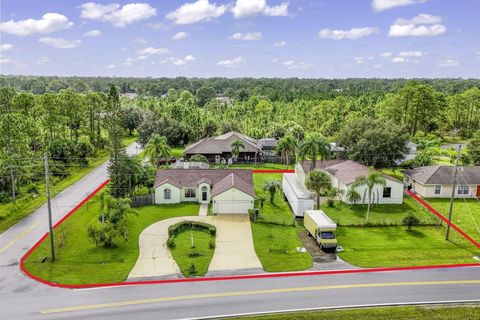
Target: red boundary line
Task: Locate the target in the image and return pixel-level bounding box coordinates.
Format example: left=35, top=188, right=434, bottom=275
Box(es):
left=252, top=169, right=294, bottom=173
left=19, top=179, right=480, bottom=290
left=406, top=190, right=480, bottom=249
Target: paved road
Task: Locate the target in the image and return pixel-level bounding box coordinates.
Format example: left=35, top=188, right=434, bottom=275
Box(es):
left=1, top=142, right=479, bottom=319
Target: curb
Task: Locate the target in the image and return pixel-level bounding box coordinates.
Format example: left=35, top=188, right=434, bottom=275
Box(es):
left=406, top=190, right=480, bottom=249
left=19, top=179, right=480, bottom=290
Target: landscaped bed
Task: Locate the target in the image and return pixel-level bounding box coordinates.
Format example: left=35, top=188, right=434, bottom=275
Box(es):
left=425, top=198, right=480, bottom=242
left=23, top=192, right=198, bottom=285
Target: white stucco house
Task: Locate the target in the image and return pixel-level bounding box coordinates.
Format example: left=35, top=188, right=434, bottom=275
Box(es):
left=154, top=169, right=255, bottom=214
left=404, top=165, right=480, bottom=198
left=283, top=160, right=404, bottom=217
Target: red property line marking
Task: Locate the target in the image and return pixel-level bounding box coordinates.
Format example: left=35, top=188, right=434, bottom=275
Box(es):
left=20, top=180, right=479, bottom=290
left=252, top=169, right=294, bottom=173
left=407, top=190, right=480, bottom=249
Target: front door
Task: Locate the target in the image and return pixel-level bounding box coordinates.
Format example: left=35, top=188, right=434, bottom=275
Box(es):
left=202, top=191, right=207, bottom=201
left=477, top=186, right=480, bottom=198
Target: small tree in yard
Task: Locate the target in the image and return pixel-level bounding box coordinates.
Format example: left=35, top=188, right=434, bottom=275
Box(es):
left=231, top=139, right=245, bottom=161
left=263, top=180, right=281, bottom=203
left=403, top=215, right=420, bottom=231
left=350, top=169, right=387, bottom=223
left=256, top=193, right=267, bottom=213
left=305, top=170, right=332, bottom=209
left=346, top=188, right=361, bottom=206
left=189, top=154, right=209, bottom=163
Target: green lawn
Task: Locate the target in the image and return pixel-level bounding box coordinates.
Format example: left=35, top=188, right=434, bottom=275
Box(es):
left=171, top=147, right=185, bottom=158
left=253, top=173, right=294, bottom=225
left=336, top=225, right=479, bottom=267
left=426, top=198, right=480, bottom=242
left=379, top=167, right=405, bottom=181
left=170, top=229, right=215, bottom=276
left=23, top=193, right=198, bottom=285
left=0, top=135, right=138, bottom=234
left=229, top=163, right=290, bottom=170
left=251, top=223, right=312, bottom=272
left=320, top=198, right=439, bottom=227
left=229, top=305, right=480, bottom=320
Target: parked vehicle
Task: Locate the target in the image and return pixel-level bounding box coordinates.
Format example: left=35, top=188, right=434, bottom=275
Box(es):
left=304, top=210, right=337, bottom=252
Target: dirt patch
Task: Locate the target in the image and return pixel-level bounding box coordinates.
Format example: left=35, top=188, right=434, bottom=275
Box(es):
left=297, top=230, right=336, bottom=263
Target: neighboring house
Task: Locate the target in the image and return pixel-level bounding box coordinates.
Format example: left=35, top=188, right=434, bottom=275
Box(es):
left=154, top=169, right=255, bottom=214
left=283, top=160, right=404, bottom=216
left=329, top=142, right=345, bottom=159
left=171, top=160, right=209, bottom=169
left=215, top=96, right=233, bottom=106
left=395, top=141, right=418, bottom=164
left=121, top=92, right=138, bottom=99
left=404, top=166, right=480, bottom=198
left=184, top=131, right=277, bottom=164
left=257, top=138, right=278, bottom=157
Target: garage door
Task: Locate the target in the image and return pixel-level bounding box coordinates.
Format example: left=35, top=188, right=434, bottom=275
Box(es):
left=215, top=200, right=252, bottom=214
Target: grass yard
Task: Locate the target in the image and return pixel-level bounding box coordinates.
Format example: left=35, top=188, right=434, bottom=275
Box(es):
left=320, top=197, right=439, bottom=226
left=170, top=229, right=215, bottom=277
left=171, top=147, right=185, bottom=158
left=23, top=193, right=198, bottom=285
left=0, top=136, right=138, bottom=234
left=228, top=305, right=480, bottom=320
left=426, top=198, right=480, bottom=242
left=229, top=163, right=290, bottom=170
left=336, top=225, right=479, bottom=267
left=251, top=223, right=312, bottom=272
left=379, top=167, right=405, bottom=181
left=253, top=173, right=294, bottom=225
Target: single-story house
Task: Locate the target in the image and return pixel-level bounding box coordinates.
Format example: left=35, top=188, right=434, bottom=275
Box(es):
left=257, top=138, right=278, bottom=157
left=283, top=160, right=404, bottom=216
left=404, top=165, right=480, bottom=198
left=154, top=169, right=255, bottom=214
left=184, top=131, right=277, bottom=164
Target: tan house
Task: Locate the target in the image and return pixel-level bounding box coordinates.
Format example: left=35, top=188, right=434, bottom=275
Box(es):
left=404, top=166, right=480, bottom=198
left=154, top=169, right=255, bottom=214
left=283, top=160, right=404, bottom=216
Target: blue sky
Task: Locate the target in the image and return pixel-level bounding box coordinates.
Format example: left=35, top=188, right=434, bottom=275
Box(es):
left=0, top=0, right=479, bottom=78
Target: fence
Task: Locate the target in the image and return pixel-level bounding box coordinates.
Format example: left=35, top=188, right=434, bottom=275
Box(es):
left=131, top=193, right=154, bottom=207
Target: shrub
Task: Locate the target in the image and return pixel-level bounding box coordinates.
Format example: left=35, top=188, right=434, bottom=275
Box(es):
left=87, top=222, right=121, bottom=248
left=26, top=183, right=40, bottom=195
left=189, top=154, right=209, bottom=163
left=168, top=221, right=216, bottom=238
left=166, top=237, right=176, bottom=248
left=209, top=239, right=215, bottom=249
left=187, top=263, right=197, bottom=275
left=326, top=199, right=335, bottom=207
left=403, top=214, right=420, bottom=231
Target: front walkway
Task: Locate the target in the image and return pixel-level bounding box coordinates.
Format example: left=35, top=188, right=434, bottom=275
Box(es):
left=198, top=203, right=208, bottom=216
left=128, top=215, right=261, bottom=279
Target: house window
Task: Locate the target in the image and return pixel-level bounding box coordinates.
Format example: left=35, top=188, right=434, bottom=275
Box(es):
left=434, top=185, right=441, bottom=195
left=164, top=189, right=171, bottom=200
left=185, top=188, right=196, bottom=198
left=382, top=187, right=392, bottom=198
left=457, top=186, right=469, bottom=195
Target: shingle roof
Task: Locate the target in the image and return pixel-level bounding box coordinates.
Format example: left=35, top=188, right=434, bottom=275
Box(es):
left=154, top=169, right=254, bottom=197
left=257, top=138, right=278, bottom=149
left=184, top=131, right=260, bottom=155
left=301, top=160, right=400, bottom=185
left=404, top=166, right=480, bottom=185
left=211, top=173, right=255, bottom=197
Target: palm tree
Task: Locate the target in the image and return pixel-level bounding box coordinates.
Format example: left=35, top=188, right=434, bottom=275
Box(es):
left=299, top=133, right=329, bottom=171
left=231, top=139, right=245, bottom=161
left=346, top=188, right=361, bottom=206
left=144, top=134, right=171, bottom=168
left=262, top=180, right=282, bottom=203
left=305, top=170, right=332, bottom=209
left=276, top=134, right=297, bottom=169
left=350, top=169, right=387, bottom=222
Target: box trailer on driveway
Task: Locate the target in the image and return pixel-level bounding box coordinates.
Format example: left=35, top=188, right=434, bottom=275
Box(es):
left=304, top=210, right=337, bottom=252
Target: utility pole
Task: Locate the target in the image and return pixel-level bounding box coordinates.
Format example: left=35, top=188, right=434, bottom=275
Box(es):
left=446, top=144, right=461, bottom=241
left=9, top=159, right=15, bottom=204
left=44, top=152, right=55, bottom=261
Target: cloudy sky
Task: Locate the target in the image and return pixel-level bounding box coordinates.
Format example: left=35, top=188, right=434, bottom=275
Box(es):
left=0, top=0, right=479, bottom=78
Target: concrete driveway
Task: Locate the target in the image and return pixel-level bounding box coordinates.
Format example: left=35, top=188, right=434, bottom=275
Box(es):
left=128, top=214, right=261, bottom=279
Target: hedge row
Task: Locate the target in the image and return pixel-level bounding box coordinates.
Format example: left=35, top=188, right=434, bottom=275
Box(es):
left=168, top=221, right=217, bottom=238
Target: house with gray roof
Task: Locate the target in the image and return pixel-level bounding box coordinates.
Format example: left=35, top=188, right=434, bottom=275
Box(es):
left=283, top=160, right=404, bottom=216
left=153, top=169, right=255, bottom=214
left=404, top=166, right=480, bottom=198
left=184, top=131, right=278, bottom=164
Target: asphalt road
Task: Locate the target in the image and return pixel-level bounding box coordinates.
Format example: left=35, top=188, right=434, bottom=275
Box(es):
left=1, top=142, right=479, bottom=319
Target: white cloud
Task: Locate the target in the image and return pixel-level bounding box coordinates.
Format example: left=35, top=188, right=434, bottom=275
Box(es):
left=0, top=44, right=13, bottom=51
left=106, top=64, right=116, bottom=69
left=0, top=55, right=12, bottom=64
left=275, top=41, right=287, bottom=47
left=217, top=56, right=246, bottom=68
left=389, top=14, right=446, bottom=37
left=172, top=32, right=189, bottom=40
left=231, top=0, right=288, bottom=18
left=0, top=13, right=73, bottom=36
left=372, top=0, right=428, bottom=12
left=166, top=0, right=226, bottom=25
left=282, top=60, right=313, bottom=70
left=373, top=64, right=383, bottom=68
left=78, top=2, right=156, bottom=27
left=124, top=57, right=135, bottom=66
left=134, top=37, right=148, bottom=44
left=398, top=51, right=423, bottom=57
left=172, top=55, right=196, bottom=66
left=83, top=29, right=102, bottom=37
left=229, top=32, right=262, bottom=41
left=380, top=52, right=392, bottom=57
left=353, top=57, right=365, bottom=64
left=38, top=37, right=81, bottom=49
left=36, top=56, right=49, bottom=65
left=318, top=27, right=379, bottom=40
left=136, top=47, right=168, bottom=56
left=149, top=22, right=165, bottom=30
left=438, top=59, right=460, bottom=67
left=392, top=56, right=406, bottom=63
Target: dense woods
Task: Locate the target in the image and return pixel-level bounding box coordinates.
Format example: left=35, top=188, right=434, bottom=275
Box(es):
left=1, top=76, right=479, bottom=205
